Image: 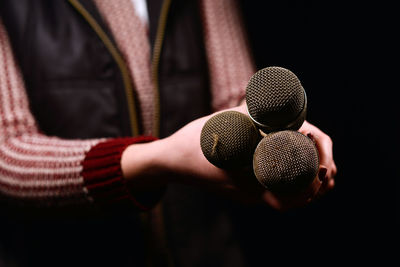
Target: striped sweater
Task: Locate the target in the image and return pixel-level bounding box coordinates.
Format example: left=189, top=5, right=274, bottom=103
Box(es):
left=0, top=0, right=254, bottom=208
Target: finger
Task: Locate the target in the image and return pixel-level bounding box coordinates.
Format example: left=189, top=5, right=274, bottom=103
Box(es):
left=300, top=167, right=325, bottom=202
left=299, top=122, right=337, bottom=197
left=307, top=131, right=337, bottom=181
left=330, top=161, right=338, bottom=178
left=311, top=165, right=335, bottom=199
left=317, top=167, right=336, bottom=196
left=317, top=178, right=335, bottom=198
left=318, top=165, right=328, bottom=183
left=299, top=121, right=336, bottom=178
left=263, top=191, right=284, bottom=211
left=328, top=178, right=335, bottom=188
left=262, top=173, right=323, bottom=211
left=298, top=120, right=311, bottom=134
left=319, top=162, right=337, bottom=195
left=306, top=170, right=324, bottom=199
left=309, top=132, right=332, bottom=165
left=262, top=191, right=308, bottom=212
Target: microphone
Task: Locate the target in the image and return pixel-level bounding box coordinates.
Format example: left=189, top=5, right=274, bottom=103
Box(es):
left=253, top=131, right=319, bottom=193
left=200, top=111, right=261, bottom=169
left=246, top=66, right=307, bottom=133
left=200, top=66, right=318, bottom=194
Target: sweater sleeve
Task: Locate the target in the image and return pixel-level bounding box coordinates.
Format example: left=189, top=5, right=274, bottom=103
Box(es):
left=0, top=20, right=156, bottom=209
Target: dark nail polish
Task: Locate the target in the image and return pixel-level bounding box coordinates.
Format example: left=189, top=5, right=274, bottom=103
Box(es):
left=307, top=133, right=315, bottom=143
left=318, top=168, right=327, bottom=182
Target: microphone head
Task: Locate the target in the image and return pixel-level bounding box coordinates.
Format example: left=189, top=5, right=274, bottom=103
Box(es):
left=253, top=131, right=319, bottom=193
left=246, top=66, right=307, bottom=132
left=200, top=111, right=261, bottom=169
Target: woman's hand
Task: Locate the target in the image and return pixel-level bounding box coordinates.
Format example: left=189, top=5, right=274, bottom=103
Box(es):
left=121, top=103, right=337, bottom=211
left=263, top=121, right=337, bottom=211
left=298, top=121, right=337, bottom=197
left=121, top=104, right=263, bottom=202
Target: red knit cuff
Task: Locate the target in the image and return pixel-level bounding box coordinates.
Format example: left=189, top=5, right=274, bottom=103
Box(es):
left=82, top=136, right=158, bottom=211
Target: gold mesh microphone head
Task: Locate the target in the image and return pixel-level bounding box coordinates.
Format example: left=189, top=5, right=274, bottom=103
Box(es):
left=200, top=111, right=261, bottom=169
left=253, top=131, right=319, bottom=193
left=246, top=67, right=307, bottom=132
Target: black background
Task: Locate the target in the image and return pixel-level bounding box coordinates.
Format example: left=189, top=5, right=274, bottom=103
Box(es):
left=239, top=0, right=395, bottom=263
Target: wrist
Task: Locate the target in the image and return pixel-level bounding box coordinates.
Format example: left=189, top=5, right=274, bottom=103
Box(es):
left=121, top=139, right=171, bottom=190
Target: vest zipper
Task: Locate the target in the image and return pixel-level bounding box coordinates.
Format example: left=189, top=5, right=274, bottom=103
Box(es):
left=147, top=2, right=176, bottom=267
left=151, top=0, right=172, bottom=137
left=68, top=0, right=140, bottom=137
left=69, top=1, right=174, bottom=266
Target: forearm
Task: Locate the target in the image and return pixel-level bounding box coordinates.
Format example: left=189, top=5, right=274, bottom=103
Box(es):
left=122, top=103, right=247, bottom=184
left=0, top=21, right=159, bottom=209
left=120, top=111, right=238, bottom=191
left=0, top=134, right=163, bottom=209
left=0, top=134, right=103, bottom=205
left=121, top=139, right=169, bottom=190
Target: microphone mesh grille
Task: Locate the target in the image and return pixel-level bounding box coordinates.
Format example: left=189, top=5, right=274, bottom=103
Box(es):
left=200, top=111, right=260, bottom=169
left=246, top=67, right=305, bottom=128
left=253, top=131, right=319, bottom=193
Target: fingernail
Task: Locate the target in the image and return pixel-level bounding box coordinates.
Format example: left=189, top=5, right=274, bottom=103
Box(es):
left=307, top=133, right=315, bottom=142
left=318, top=167, right=327, bottom=182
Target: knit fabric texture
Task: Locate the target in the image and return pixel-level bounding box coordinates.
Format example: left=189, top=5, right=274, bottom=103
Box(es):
left=0, top=21, right=103, bottom=206
left=0, top=0, right=255, bottom=207
left=95, top=0, right=255, bottom=135
left=82, top=136, right=158, bottom=210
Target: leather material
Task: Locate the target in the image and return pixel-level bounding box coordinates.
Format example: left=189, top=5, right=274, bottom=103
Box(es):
left=0, top=1, right=215, bottom=267
left=0, top=0, right=133, bottom=139
left=156, top=0, right=211, bottom=137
